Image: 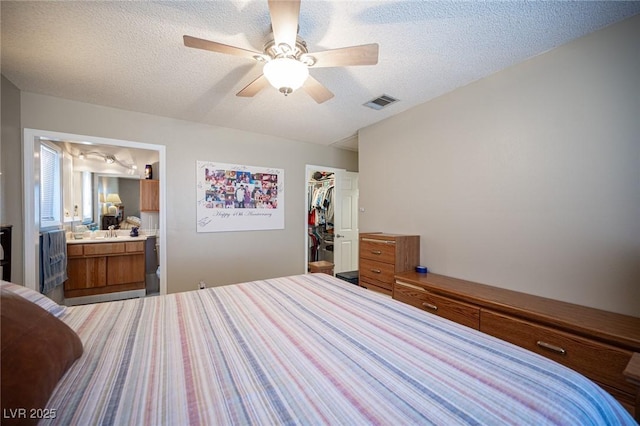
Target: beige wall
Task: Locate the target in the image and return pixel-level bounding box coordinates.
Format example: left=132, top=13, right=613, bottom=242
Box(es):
left=359, top=15, right=640, bottom=316
left=1, top=75, right=24, bottom=285
left=18, top=92, right=357, bottom=294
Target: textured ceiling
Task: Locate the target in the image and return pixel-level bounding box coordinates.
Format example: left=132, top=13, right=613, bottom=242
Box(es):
left=2, top=1, right=639, bottom=151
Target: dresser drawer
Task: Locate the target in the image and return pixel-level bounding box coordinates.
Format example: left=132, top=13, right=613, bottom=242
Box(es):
left=480, top=310, right=635, bottom=396
left=360, top=279, right=393, bottom=296
left=394, top=280, right=480, bottom=329
left=360, top=258, right=395, bottom=287
left=359, top=238, right=396, bottom=263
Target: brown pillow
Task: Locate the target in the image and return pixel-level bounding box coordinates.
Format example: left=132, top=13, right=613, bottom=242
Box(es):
left=1, top=289, right=83, bottom=424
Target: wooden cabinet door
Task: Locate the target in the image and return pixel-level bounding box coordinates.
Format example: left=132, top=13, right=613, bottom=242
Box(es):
left=65, top=257, right=107, bottom=290
left=107, top=254, right=145, bottom=286
left=140, top=179, right=159, bottom=212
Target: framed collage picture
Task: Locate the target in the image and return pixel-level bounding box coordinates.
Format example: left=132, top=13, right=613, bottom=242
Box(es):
left=196, top=161, right=284, bottom=232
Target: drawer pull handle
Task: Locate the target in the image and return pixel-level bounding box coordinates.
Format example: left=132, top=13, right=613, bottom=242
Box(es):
left=536, top=341, right=566, bottom=355
left=422, top=302, right=438, bottom=311
left=361, top=238, right=396, bottom=244
left=371, top=250, right=382, bottom=255
left=370, top=269, right=381, bottom=274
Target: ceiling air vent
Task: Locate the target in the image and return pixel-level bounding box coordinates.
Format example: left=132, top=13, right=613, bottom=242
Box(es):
left=363, top=94, right=399, bottom=110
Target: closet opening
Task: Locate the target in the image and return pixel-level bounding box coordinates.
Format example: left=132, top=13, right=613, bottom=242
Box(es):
left=304, top=165, right=359, bottom=277
left=308, top=170, right=336, bottom=274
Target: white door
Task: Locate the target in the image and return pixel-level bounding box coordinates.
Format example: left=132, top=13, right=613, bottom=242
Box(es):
left=332, top=171, right=359, bottom=274
left=305, top=166, right=359, bottom=275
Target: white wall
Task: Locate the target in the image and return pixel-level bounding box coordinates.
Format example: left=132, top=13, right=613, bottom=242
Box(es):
left=19, top=93, right=357, bottom=294
left=359, top=15, right=640, bottom=317
left=1, top=75, right=24, bottom=285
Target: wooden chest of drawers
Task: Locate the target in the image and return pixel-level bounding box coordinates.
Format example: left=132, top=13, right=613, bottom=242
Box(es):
left=393, top=271, right=640, bottom=419
left=359, top=233, right=419, bottom=296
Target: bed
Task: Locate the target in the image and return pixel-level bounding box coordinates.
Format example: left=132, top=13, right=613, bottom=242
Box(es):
left=1, top=274, right=636, bottom=425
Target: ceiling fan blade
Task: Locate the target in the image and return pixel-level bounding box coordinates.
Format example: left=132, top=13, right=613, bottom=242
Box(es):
left=307, top=43, right=379, bottom=68
left=303, top=76, right=334, bottom=104
left=184, top=35, right=261, bottom=60
left=236, top=74, right=270, bottom=98
left=268, top=0, right=300, bottom=51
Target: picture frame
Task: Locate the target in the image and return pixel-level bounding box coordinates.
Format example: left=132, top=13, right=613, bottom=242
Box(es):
left=196, top=160, right=284, bottom=232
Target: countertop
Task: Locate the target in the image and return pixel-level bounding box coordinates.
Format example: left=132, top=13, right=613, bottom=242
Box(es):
left=67, top=234, right=148, bottom=244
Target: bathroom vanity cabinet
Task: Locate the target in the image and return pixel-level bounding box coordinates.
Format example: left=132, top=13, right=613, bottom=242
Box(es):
left=64, top=239, right=146, bottom=299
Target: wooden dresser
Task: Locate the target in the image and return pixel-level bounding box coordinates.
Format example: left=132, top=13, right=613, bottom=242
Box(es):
left=393, top=271, right=640, bottom=419
left=359, top=233, right=419, bottom=296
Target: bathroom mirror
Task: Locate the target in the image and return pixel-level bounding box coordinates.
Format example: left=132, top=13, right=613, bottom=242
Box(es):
left=95, top=174, right=141, bottom=229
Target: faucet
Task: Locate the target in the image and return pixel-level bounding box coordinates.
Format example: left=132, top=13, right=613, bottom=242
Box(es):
left=107, top=225, right=117, bottom=238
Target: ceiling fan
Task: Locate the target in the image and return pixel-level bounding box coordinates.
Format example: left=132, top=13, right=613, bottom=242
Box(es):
left=183, top=0, right=379, bottom=104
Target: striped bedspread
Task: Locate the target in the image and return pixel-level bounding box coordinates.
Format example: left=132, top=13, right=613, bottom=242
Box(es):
left=46, top=274, right=634, bottom=425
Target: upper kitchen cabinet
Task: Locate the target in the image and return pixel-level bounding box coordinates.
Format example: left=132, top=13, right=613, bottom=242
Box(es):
left=140, top=180, right=159, bottom=212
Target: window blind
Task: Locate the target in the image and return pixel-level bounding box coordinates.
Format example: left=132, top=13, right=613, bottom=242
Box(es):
left=40, top=143, right=61, bottom=226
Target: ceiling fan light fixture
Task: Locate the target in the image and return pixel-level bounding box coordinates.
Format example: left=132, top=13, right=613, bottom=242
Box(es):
left=183, top=0, right=378, bottom=103
left=263, top=57, right=309, bottom=95
left=253, top=54, right=269, bottom=62
left=299, top=54, right=316, bottom=67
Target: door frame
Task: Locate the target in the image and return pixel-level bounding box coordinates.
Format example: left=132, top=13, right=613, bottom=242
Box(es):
left=23, top=128, right=167, bottom=294
left=304, top=164, right=345, bottom=274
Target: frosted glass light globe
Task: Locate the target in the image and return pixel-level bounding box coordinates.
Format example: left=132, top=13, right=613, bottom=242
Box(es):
left=263, top=58, right=309, bottom=95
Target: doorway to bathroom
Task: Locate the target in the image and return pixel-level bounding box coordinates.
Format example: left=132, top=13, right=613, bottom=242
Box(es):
left=22, top=128, right=166, bottom=296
